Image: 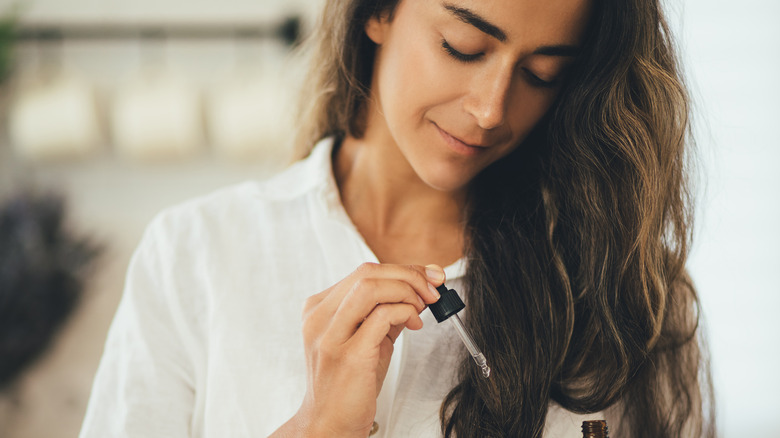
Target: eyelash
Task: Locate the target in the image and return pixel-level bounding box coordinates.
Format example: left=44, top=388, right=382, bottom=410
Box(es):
left=440, top=39, right=559, bottom=89
left=522, top=69, right=558, bottom=88
left=441, top=39, right=482, bottom=63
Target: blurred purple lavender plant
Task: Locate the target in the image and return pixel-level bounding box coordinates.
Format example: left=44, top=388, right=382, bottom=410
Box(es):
left=0, top=193, right=101, bottom=389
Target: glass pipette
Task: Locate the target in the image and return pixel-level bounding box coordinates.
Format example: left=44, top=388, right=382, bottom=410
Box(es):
left=429, top=284, right=491, bottom=378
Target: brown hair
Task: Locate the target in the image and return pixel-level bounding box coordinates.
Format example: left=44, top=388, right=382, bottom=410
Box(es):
left=295, top=0, right=716, bottom=436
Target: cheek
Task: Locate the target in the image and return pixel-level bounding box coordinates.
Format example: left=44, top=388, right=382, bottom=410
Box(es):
left=377, top=37, right=458, bottom=133
left=505, top=88, right=558, bottom=143
left=481, top=89, right=557, bottom=168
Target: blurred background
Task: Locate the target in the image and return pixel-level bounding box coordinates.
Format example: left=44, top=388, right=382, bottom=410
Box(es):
left=0, top=0, right=777, bottom=437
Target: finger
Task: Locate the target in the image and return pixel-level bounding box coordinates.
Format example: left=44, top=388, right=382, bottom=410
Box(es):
left=301, top=293, right=331, bottom=346
left=302, top=287, right=331, bottom=318
left=344, top=277, right=426, bottom=314
left=387, top=325, right=404, bottom=344
left=327, top=278, right=426, bottom=342
left=348, top=303, right=423, bottom=352
left=424, top=263, right=446, bottom=288
left=342, top=263, right=441, bottom=304
left=308, top=263, right=443, bottom=342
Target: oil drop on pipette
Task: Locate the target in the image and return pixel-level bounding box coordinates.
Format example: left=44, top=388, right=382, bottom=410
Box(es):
left=429, top=284, right=491, bottom=378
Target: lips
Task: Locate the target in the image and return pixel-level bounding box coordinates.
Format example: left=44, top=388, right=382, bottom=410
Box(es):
left=438, top=125, right=489, bottom=147
left=434, top=123, right=491, bottom=156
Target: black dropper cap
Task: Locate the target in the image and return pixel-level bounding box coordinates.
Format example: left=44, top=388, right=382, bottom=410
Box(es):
left=429, top=284, right=465, bottom=323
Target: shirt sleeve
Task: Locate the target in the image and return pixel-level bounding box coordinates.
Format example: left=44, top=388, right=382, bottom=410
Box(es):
left=79, top=212, right=201, bottom=438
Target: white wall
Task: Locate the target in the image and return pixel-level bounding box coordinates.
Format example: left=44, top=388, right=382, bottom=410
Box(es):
left=674, top=0, right=780, bottom=436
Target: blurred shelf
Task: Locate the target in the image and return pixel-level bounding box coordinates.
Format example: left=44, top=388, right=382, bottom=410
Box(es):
left=12, top=16, right=302, bottom=45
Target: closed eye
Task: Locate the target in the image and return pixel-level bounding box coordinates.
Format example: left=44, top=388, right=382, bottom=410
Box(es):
left=442, top=38, right=561, bottom=88
left=522, top=68, right=558, bottom=88
left=441, top=39, right=483, bottom=63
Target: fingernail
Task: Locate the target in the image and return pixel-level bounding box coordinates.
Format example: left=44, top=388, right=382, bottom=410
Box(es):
left=417, top=294, right=426, bottom=309
left=428, top=283, right=441, bottom=301
left=425, top=264, right=445, bottom=283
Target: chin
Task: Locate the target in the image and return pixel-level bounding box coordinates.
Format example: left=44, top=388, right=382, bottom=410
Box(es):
left=417, top=166, right=477, bottom=193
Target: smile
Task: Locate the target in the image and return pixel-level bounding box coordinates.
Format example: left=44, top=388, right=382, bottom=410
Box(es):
left=433, top=123, right=489, bottom=157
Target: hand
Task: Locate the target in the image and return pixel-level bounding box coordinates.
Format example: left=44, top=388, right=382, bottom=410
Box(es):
left=274, top=263, right=444, bottom=437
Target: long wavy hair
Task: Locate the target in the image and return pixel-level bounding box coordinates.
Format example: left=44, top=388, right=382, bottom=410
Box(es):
left=295, top=0, right=716, bottom=437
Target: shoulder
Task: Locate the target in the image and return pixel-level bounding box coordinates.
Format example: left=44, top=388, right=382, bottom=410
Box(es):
left=146, top=137, right=336, bottom=246
left=134, top=138, right=337, bottom=273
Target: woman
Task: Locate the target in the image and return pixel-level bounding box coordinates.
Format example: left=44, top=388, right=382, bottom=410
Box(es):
left=80, top=0, right=715, bottom=437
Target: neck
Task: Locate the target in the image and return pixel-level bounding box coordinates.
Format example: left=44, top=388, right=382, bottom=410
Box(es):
left=334, top=132, right=466, bottom=267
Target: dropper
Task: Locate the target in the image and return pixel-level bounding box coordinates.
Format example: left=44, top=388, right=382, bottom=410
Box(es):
left=428, top=284, right=491, bottom=378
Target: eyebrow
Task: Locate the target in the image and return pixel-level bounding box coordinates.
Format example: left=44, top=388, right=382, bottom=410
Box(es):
left=443, top=3, right=507, bottom=42
left=442, top=3, right=581, bottom=57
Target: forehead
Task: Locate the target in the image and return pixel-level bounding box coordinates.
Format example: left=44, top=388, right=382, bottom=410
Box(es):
left=428, top=0, right=592, bottom=46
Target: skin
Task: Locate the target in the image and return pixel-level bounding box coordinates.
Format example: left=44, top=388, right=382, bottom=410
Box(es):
left=272, top=0, right=591, bottom=436
left=337, top=0, right=590, bottom=267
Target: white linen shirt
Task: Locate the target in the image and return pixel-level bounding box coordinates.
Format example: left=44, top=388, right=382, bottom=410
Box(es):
left=79, top=138, right=604, bottom=437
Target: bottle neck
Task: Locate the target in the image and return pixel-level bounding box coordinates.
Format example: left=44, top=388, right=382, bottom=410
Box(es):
left=581, top=420, right=608, bottom=438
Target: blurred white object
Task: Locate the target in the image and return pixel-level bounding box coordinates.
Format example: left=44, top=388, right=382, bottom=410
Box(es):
left=112, top=69, right=203, bottom=161
left=208, top=69, right=292, bottom=163
left=8, top=73, right=102, bottom=160
left=206, top=40, right=294, bottom=166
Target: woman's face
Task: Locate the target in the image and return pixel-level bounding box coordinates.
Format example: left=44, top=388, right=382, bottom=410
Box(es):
left=364, top=0, right=591, bottom=192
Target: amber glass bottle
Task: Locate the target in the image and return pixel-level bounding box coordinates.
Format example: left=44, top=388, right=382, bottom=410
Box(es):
left=581, top=420, right=609, bottom=438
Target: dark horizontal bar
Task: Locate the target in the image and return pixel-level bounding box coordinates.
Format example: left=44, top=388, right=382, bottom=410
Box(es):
left=12, top=16, right=302, bottom=45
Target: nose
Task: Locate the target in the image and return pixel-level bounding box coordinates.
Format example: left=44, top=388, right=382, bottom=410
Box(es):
left=463, top=64, right=512, bottom=131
